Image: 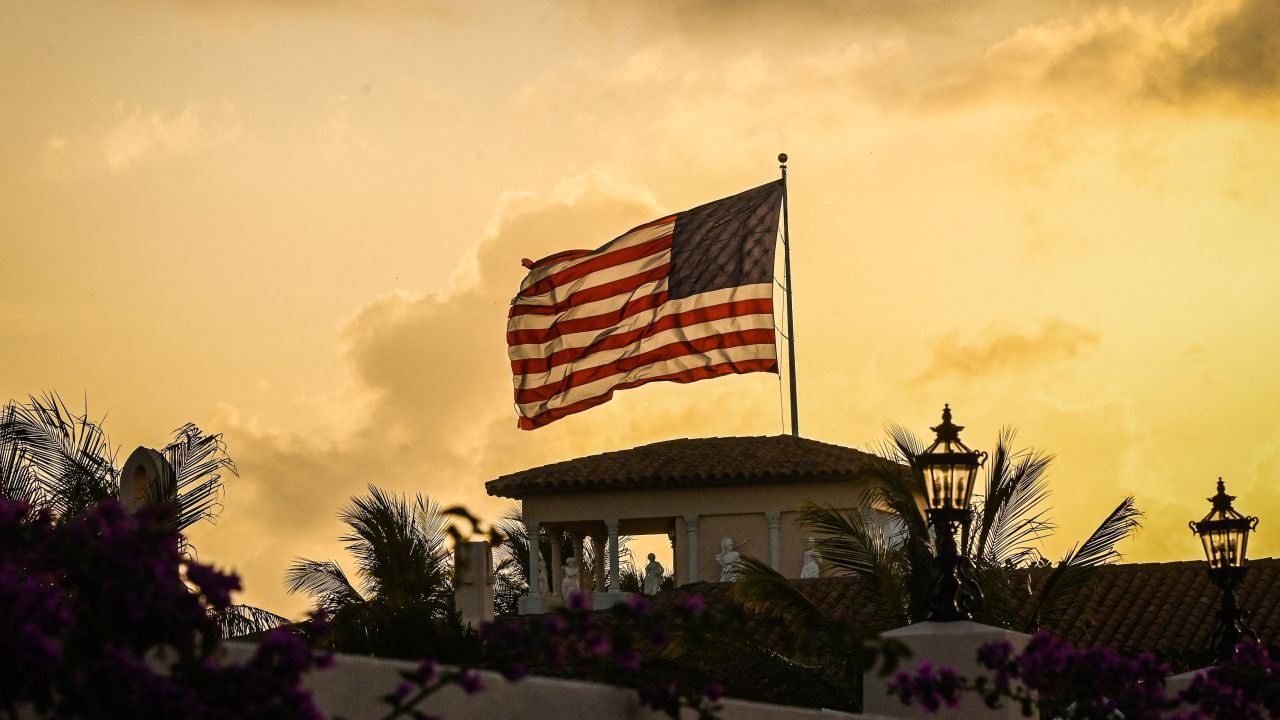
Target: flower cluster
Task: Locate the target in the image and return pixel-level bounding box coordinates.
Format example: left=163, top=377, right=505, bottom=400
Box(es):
left=888, top=661, right=964, bottom=713
left=891, top=629, right=1280, bottom=720
left=0, top=498, right=329, bottom=720
left=479, top=590, right=725, bottom=719
left=379, top=657, right=489, bottom=720
left=1173, top=642, right=1280, bottom=720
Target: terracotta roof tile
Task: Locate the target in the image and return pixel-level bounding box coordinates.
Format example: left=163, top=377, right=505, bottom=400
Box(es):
left=666, top=558, right=1280, bottom=665
left=486, top=435, right=889, bottom=498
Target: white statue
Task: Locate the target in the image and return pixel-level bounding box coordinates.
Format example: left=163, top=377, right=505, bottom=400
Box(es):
left=561, top=556, right=580, bottom=598
left=800, top=537, right=821, bottom=579
left=715, top=536, right=746, bottom=582
left=643, top=553, right=664, bottom=595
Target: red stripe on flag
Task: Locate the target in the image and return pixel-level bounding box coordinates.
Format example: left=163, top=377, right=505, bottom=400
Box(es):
left=517, top=234, right=672, bottom=299
left=523, top=216, right=674, bottom=271
left=525, top=248, right=594, bottom=271
left=510, top=298, right=774, bottom=375
left=515, top=329, right=776, bottom=404
left=508, top=263, right=670, bottom=318
left=506, top=291, right=669, bottom=346
left=517, top=358, right=778, bottom=430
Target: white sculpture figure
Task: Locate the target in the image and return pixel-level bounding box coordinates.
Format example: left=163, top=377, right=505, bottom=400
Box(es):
left=561, top=556, right=580, bottom=598
left=643, top=553, right=664, bottom=595
left=715, top=536, right=746, bottom=582
left=800, top=537, right=821, bottom=579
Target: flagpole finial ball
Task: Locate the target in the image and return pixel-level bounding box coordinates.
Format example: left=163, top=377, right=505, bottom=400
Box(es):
left=778, top=153, right=788, bottom=164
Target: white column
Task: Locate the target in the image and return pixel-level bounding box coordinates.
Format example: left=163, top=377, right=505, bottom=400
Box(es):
left=570, top=531, right=584, bottom=594
left=766, top=511, right=782, bottom=571
left=668, top=527, right=677, bottom=585
left=591, top=534, right=605, bottom=591
left=549, top=527, right=563, bottom=597
left=605, top=518, right=620, bottom=592
left=684, top=515, right=700, bottom=583
left=524, top=518, right=544, bottom=613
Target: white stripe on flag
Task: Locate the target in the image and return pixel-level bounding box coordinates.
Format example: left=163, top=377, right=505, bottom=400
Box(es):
left=516, top=343, right=777, bottom=416
left=514, top=311, right=775, bottom=389
left=517, top=219, right=675, bottom=293
left=513, top=245, right=671, bottom=308
left=508, top=282, right=773, bottom=356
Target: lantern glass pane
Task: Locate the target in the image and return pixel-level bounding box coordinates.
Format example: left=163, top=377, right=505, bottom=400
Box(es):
left=1199, top=531, right=1215, bottom=566
left=1203, top=527, right=1245, bottom=569
left=960, top=463, right=979, bottom=507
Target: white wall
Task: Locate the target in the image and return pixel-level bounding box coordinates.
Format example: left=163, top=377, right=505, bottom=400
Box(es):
left=223, top=643, right=894, bottom=720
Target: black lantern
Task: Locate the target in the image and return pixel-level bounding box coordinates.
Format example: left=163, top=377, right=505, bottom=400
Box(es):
left=921, top=405, right=986, bottom=622
left=1189, top=478, right=1259, bottom=662
left=919, top=405, right=985, bottom=515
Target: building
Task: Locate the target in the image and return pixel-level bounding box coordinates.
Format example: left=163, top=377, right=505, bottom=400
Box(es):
left=486, top=434, right=905, bottom=613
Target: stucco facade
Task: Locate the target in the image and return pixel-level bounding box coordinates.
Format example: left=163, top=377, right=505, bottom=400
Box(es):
left=487, top=435, right=907, bottom=612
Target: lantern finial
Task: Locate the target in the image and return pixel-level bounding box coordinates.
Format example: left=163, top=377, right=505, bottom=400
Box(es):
left=1211, top=478, right=1237, bottom=512
left=931, top=404, right=964, bottom=442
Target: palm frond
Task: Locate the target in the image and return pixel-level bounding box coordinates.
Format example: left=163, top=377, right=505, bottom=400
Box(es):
left=973, top=429, right=1056, bottom=566
left=162, top=424, right=236, bottom=532
left=284, top=558, right=365, bottom=614
left=338, top=485, right=453, bottom=609
left=730, top=556, right=827, bottom=626
left=212, top=604, right=291, bottom=639
left=1029, top=496, right=1143, bottom=630
left=797, top=501, right=909, bottom=629
left=881, top=422, right=924, bottom=465
left=2, top=392, right=117, bottom=518
left=0, top=408, right=42, bottom=509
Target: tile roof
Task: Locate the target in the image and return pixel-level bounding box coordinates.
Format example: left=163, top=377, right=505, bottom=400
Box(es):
left=1017, top=557, right=1280, bottom=661
left=486, top=435, right=888, bottom=498
left=656, top=557, right=1280, bottom=666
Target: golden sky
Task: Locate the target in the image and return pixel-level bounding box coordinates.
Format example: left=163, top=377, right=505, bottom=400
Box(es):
left=3, top=0, right=1279, bottom=618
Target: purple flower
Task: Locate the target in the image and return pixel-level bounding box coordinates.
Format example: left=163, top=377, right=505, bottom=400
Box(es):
left=627, top=595, right=652, bottom=615
left=680, top=594, right=705, bottom=614
left=459, top=669, right=485, bottom=695
left=566, top=589, right=590, bottom=611
left=416, top=658, right=439, bottom=684
left=185, top=562, right=241, bottom=609
left=617, top=650, right=642, bottom=672
left=704, top=682, right=726, bottom=703
left=889, top=660, right=964, bottom=713
left=585, top=633, right=611, bottom=656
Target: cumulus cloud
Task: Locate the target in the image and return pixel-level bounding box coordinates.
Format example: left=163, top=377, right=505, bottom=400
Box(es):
left=914, top=319, right=1100, bottom=385
left=566, top=0, right=999, bottom=41
left=100, top=103, right=240, bottom=171
left=927, top=0, right=1280, bottom=109
left=189, top=172, right=782, bottom=615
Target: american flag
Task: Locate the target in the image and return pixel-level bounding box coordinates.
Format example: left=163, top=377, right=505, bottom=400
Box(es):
left=508, top=181, right=784, bottom=430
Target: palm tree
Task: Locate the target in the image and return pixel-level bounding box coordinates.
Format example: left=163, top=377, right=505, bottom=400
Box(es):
left=285, top=485, right=473, bottom=659
left=733, top=425, right=1143, bottom=636
left=0, top=392, right=278, bottom=639
left=0, top=392, right=236, bottom=532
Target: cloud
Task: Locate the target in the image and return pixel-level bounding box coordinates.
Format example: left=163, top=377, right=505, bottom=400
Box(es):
left=914, top=319, right=1100, bottom=385
left=100, top=104, right=240, bottom=171
left=175, top=0, right=459, bottom=27
left=565, top=0, right=997, bottom=41
left=1159, top=0, right=1280, bottom=103
left=927, top=0, right=1280, bottom=110
left=189, top=172, right=743, bottom=616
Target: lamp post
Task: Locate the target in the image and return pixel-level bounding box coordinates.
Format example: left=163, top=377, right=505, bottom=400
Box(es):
left=1189, top=478, right=1259, bottom=663
left=919, top=404, right=986, bottom=622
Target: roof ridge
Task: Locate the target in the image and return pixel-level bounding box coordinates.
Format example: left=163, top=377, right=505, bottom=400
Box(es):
left=486, top=435, right=887, bottom=499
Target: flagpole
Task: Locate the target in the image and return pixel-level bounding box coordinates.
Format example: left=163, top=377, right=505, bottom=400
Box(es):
left=779, top=153, right=800, bottom=437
